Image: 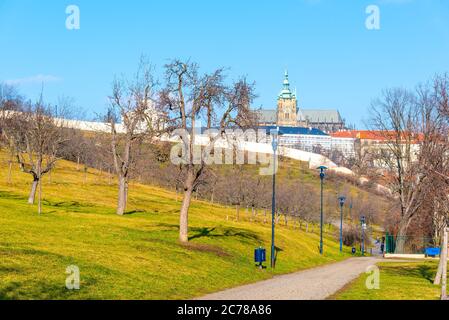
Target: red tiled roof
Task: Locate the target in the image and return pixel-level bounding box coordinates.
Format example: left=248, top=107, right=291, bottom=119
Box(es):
left=331, top=130, right=424, bottom=142
left=330, top=131, right=358, bottom=138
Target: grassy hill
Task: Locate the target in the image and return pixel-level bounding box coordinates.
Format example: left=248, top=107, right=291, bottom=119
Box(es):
left=332, top=261, right=443, bottom=300
left=0, top=151, right=364, bottom=300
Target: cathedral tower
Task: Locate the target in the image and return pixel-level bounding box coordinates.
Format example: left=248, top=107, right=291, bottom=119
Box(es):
left=277, top=71, right=297, bottom=127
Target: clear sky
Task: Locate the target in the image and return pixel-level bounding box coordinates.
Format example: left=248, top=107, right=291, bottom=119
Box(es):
left=1, top=0, right=448, bottom=127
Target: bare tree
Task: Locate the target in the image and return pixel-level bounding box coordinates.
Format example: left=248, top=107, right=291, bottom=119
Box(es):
left=160, top=59, right=256, bottom=242
left=370, top=79, right=449, bottom=252
left=2, top=98, right=67, bottom=213
left=0, top=84, right=23, bottom=183
left=108, top=58, right=158, bottom=215
left=370, top=89, right=422, bottom=252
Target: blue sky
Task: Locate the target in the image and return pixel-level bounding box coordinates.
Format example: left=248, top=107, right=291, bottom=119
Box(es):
left=1, top=0, right=448, bottom=127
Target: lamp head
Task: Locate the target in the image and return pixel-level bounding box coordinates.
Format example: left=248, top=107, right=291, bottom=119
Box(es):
left=317, top=166, right=328, bottom=179
left=270, top=128, right=279, bottom=151
left=338, top=196, right=346, bottom=207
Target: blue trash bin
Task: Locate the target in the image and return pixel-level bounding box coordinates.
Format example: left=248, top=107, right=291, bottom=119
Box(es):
left=425, top=247, right=441, bottom=257
left=254, top=247, right=266, bottom=268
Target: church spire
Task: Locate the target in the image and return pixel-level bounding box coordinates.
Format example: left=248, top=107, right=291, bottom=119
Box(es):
left=279, top=70, right=295, bottom=99
left=277, top=70, right=298, bottom=127
left=283, top=70, right=290, bottom=91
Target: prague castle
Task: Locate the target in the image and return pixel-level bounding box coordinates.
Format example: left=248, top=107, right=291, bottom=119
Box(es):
left=256, top=71, right=345, bottom=133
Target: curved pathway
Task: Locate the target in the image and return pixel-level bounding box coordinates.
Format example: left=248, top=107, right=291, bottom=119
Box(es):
left=199, top=257, right=382, bottom=300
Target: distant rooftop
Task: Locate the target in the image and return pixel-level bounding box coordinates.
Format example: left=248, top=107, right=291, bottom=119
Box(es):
left=331, top=130, right=423, bottom=142
left=297, top=109, right=343, bottom=124
left=259, top=126, right=329, bottom=136
left=255, top=108, right=343, bottom=125
left=256, top=109, right=277, bottom=123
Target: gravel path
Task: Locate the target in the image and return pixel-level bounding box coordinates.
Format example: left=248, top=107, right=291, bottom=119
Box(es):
left=199, top=257, right=382, bottom=300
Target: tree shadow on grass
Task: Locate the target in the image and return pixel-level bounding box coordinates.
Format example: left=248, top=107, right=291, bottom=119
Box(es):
left=0, top=280, right=86, bottom=300
left=151, top=223, right=262, bottom=243
left=0, top=266, right=24, bottom=273
left=124, top=209, right=146, bottom=215
left=0, top=191, right=27, bottom=201
left=274, top=246, right=283, bottom=268
left=49, top=201, right=82, bottom=207
left=188, top=226, right=262, bottom=243
left=42, top=200, right=95, bottom=213
left=0, top=282, right=21, bottom=300
left=189, top=227, right=217, bottom=240
left=418, top=264, right=435, bottom=283
left=388, top=264, right=436, bottom=284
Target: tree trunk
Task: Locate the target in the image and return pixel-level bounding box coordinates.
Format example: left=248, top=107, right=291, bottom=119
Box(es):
left=395, top=219, right=411, bottom=254
left=7, top=161, right=12, bottom=184
left=435, top=226, right=448, bottom=285
left=108, top=168, right=112, bottom=186
left=441, top=229, right=448, bottom=300
left=83, top=167, right=88, bottom=185
left=38, top=176, right=42, bottom=215
left=179, top=168, right=196, bottom=243
left=116, top=175, right=127, bottom=215
left=276, top=212, right=281, bottom=224
left=28, top=178, right=39, bottom=204
left=435, top=257, right=444, bottom=285
left=179, top=187, right=193, bottom=243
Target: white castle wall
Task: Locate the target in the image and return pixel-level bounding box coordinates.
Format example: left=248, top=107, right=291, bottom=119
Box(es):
left=164, top=133, right=391, bottom=195
left=57, top=118, right=126, bottom=134
left=1, top=112, right=389, bottom=195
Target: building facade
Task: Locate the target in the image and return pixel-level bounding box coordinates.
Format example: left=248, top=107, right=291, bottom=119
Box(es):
left=277, top=72, right=298, bottom=127
left=260, top=126, right=332, bottom=152
left=331, top=130, right=421, bottom=167
left=330, top=131, right=357, bottom=158
left=255, top=71, right=346, bottom=133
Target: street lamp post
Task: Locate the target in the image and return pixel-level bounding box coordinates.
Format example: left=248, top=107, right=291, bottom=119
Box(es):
left=271, top=128, right=279, bottom=269
left=338, top=196, right=346, bottom=253
left=317, top=166, right=327, bottom=255
left=361, top=215, right=366, bottom=256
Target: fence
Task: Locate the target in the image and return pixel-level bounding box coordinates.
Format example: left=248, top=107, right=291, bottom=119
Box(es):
left=385, top=234, right=435, bottom=254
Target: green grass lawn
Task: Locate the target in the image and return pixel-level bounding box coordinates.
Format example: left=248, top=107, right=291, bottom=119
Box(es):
left=333, top=261, right=445, bottom=300
left=0, top=152, right=357, bottom=300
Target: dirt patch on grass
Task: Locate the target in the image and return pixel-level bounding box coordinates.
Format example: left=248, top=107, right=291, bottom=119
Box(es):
left=180, top=242, right=231, bottom=258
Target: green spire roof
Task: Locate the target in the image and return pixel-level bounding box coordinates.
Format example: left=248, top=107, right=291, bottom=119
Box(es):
left=278, top=70, right=296, bottom=100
